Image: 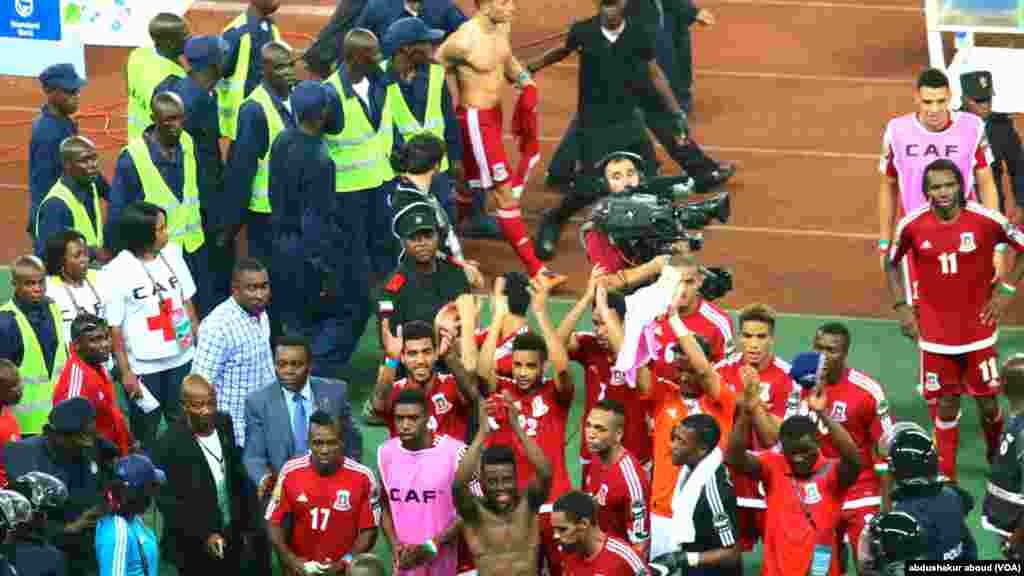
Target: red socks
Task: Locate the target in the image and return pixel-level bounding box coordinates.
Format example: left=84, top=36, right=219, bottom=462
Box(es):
left=497, top=208, right=544, bottom=277
left=983, top=408, right=1005, bottom=463
left=934, top=413, right=961, bottom=480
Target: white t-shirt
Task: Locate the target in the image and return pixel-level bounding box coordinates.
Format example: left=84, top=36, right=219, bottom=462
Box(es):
left=104, top=242, right=197, bottom=375
left=46, top=271, right=110, bottom=345
left=352, top=77, right=371, bottom=108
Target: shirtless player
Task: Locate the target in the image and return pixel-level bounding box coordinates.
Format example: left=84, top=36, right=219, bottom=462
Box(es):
left=454, top=394, right=552, bottom=575
left=435, top=0, right=565, bottom=289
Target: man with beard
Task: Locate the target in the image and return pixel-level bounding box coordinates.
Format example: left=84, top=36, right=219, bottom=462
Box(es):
left=657, top=414, right=739, bottom=576
left=52, top=314, right=132, bottom=456
left=454, top=394, right=552, bottom=575
left=726, top=383, right=862, bottom=576
left=155, top=375, right=253, bottom=574
left=193, top=258, right=276, bottom=448
left=581, top=399, right=650, bottom=559
left=225, top=41, right=298, bottom=265
left=551, top=490, right=649, bottom=575
left=266, top=410, right=379, bottom=575
left=558, top=269, right=646, bottom=475
left=0, top=361, right=24, bottom=486
left=377, top=388, right=466, bottom=574
left=5, top=398, right=118, bottom=576
left=0, top=255, right=67, bottom=435
left=886, top=159, right=1024, bottom=480
left=375, top=309, right=478, bottom=441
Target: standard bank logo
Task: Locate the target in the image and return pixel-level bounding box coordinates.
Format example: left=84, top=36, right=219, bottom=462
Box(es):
left=15, top=0, right=34, bottom=19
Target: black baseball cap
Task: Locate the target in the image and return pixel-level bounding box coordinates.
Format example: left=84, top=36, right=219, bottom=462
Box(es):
left=960, top=71, right=993, bottom=100
left=395, top=203, right=437, bottom=239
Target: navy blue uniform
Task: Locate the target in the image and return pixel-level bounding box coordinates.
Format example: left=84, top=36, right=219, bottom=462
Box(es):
left=383, top=61, right=463, bottom=225
left=8, top=536, right=69, bottom=576
left=356, top=0, right=466, bottom=48
left=0, top=298, right=60, bottom=374
left=268, top=126, right=361, bottom=376
left=33, top=176, right=107, bottom=258
left=224, top=83, right=295, bottom=265
left=4, top=436, right=118, bottom=576
left=984, top=411, right=1024, bottom=542
left=108, top=129, right=212, bottom=315
left=893, top=482, right=977, bottom=561
left=27, top=106, right=77, bottom=235
left=326, top=66, right=399, bottom=278
left=222, top=11, right=278, bottom=99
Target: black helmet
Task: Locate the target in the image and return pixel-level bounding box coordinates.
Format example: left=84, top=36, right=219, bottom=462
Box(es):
left=889, top=425, right=938, bottom=484
left=0, top=489, right=33, bottom=540
left=867, top=511, right=928, bottom=573
left=10, top=471, right=69, bottom=511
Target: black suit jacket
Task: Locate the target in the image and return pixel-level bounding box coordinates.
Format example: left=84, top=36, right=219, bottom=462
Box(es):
left=153, top=413, right=253, bottom=567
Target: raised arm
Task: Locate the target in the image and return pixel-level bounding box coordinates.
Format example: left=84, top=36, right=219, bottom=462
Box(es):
left=725, top=380, right=764, bottom=481
left=453, top=401, right=488, bottom=526
left=446, top=295, right=482, bottom=404
left=738, top=366, right=782, bottom=447
left=372, top=318, right=403, bottom=416
left=557, top=267, right=601, bottom=353
left=595, top=283, right=624, bottom=355
left=806, top=385, right=861, bottom=489
left=505, top=395, right=552, bottom=509
left=669, top=316, right=721, bottom=400
left=477, top=277, right=509, bottom=390
left=529, top=280, right=572, bottom=394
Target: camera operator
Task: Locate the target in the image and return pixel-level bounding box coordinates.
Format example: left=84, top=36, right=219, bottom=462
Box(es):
left=579, top=151, right=732, bottom=302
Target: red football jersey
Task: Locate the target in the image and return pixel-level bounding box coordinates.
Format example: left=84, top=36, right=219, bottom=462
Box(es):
left=583, top=449, right=651, bottom=546
left=716, top=354, right=796, bottom=506
left=891, top=203, right=1024, bottom=352
left=561, top=535, right=649, bottom=576
left=488, top=376, right=573, bottom=502
left=793, top=368, right=893, bottom=503
left=380, top=373, right=470, bottom=440
left=266, top=456, right=380, bottom=563
left=0, top=406, right=20, bottom=487
left=475, top=325, right=529, bottom=376
left=572, top=333, right=651, bottom=465
left=650, top=300, right=735, bottom=386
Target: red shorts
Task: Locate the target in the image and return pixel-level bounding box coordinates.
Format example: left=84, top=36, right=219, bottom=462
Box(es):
left=457, top=106, right=510, bottom=191
left=920, top=346, right=1000, bottom=401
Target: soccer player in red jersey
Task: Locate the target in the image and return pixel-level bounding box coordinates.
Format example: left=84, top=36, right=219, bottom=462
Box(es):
left=790, top=324, right=895, bottom=574
left=552, top=490, right=650, bottom=576
left=266, top=410, right=380, bottom=574
left=650, top=256, right=734, bottom=384
left=886, top=158, right=1024, bottom=480
left=479, top=275, right=573, bottom=576
left=559, top=269, right=650, bottom=475
left=582, top=399, right=651, bottom=559
left=713, top=303, right=794, bottom=551
left=727, top=384, right=862, bottom=576
left=375, top=315, right=479, bottom=441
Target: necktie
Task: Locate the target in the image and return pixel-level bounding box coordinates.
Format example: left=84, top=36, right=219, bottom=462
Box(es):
left=293, top=393, right=308, bottom=454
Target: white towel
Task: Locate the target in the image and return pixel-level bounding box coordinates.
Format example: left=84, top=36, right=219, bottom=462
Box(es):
left=613, top=265, right=681, bottom=387
left=670, top=446, right=723, bottom=548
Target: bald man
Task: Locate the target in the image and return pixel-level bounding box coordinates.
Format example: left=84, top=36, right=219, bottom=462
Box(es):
left=0, top=256, right=66, bottom=435
left=154, top=374, right=254, bottom=574
left=34, top=136, right=109, bottom=262
left=225, top=40, right=297, bottom=265
left=126, top=13, right=190, bottom=140
left=109, top=91, right=210, bottom=311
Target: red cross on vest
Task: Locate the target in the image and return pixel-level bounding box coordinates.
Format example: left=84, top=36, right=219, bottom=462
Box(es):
left=146, top=298, right=178, bottom=341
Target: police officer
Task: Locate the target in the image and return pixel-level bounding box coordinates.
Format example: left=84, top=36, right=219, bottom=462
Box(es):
left=29, top=64, right=90, bottom=238
left=960, top=71, right=1024, bottom=219
left=7, top=472, right=69, bottom=576
left=108, top=92, right=207, bottom=315
left=984, top=354, right=1024, bottom=557
left=34, top=137, right=107, bottom=263
left=324, top=28, right=399, bottom=283
left=381, top=17, right=468, bottom=238
left=0, top=490, right=31, bottom=576
left=159, top=35, right=234, bottom=316
left=125, top=13, right=190, bottom=140
left=858, top=511, right=929, bottom=576
left=869, top=423, right=976, bottom=563
left=378, top=203, right=472, bottom=334
left=5, top=398, right=119, bottom=576
left=218, top=0, right=283, bottom=140
left=225, top=40, right=297, bottom=265
left=268, top=81, right=351, bottom=376
left=0, top=256, right=66, bottom=436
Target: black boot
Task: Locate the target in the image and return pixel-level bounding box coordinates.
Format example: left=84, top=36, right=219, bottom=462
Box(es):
left=534, top=179, right=601, bottom=261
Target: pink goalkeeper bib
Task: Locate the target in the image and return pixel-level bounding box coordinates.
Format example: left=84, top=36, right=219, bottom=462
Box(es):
left=884, top=111, right=984, bottom=215
left=377, top=434, right=465, bottom=576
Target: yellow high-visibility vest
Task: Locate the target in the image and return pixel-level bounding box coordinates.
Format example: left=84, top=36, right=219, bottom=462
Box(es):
left=323, top=72, right=394, bottom=192
left=243, top=85, right=288, bottom=213
left=217, top=13, right=281, bottom=140
left=382, top=60, right=449, bottom=173
left=35, top=179, right=104, bottom=248
left=0, top=301, right=66, bottom=434
left=126, top=48, right=186, bottom=140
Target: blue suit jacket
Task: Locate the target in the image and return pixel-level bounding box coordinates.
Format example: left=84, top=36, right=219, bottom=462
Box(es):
left=242, top=376, right=362, bottom=486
